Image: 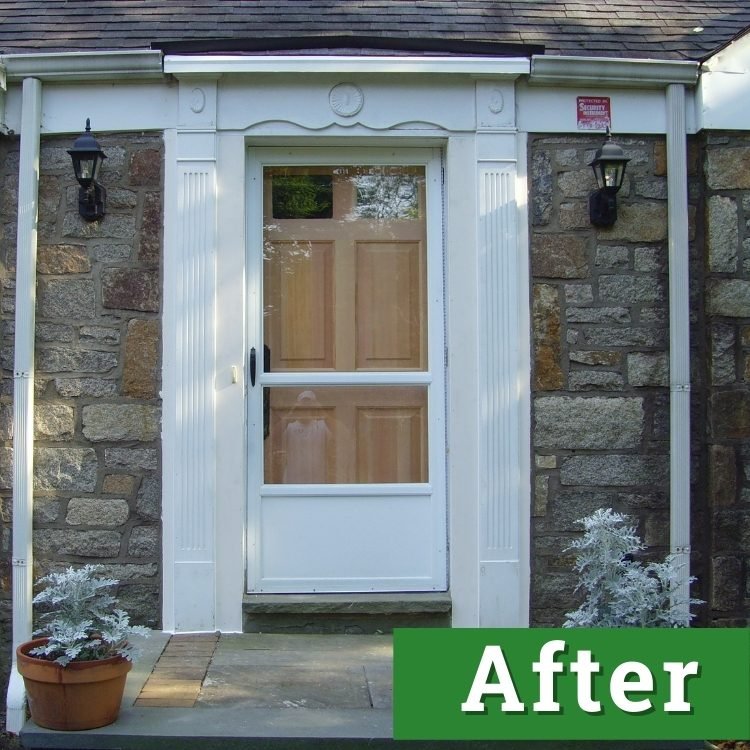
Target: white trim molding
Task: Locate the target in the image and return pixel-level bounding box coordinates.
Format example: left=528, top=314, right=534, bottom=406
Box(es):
left=165, top=54, right=530, bottom=78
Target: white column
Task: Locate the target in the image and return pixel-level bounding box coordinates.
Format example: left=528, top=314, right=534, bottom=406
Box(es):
left=665, top=83, right=691, bottom=617
left=162, top=79, right=218, bottom=632
left=474, top=79, right=530, bottom=627
left=7, top=76, right=41, bottom=734
left=476, top=150, right=530, bottom=627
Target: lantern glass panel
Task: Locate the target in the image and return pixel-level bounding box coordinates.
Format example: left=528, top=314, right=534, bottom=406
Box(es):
left=603, top=163, right=623, bottom=189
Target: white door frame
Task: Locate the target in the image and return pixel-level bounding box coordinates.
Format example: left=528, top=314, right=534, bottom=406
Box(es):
left=245, top=146, right=447, bottom=594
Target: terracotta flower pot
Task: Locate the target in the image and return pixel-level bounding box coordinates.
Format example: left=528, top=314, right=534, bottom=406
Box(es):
left=17, top=637, right=132, bottom=731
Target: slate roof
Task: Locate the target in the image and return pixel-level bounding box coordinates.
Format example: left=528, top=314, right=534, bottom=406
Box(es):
left=1, top=0, right=749, bottom=61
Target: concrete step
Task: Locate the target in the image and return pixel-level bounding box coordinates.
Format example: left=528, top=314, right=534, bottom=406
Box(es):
left=242, top=592, right=452, bottom=633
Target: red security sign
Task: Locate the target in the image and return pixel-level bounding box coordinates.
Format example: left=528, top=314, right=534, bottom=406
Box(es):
left=577, top=96, right=611, bottom=130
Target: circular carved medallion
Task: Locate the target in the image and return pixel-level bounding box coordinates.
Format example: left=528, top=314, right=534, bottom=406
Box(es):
left=190, top=87, right=206, bottom=114
left=488, top=88, right=504, bottom=114
left=329, top=83, right=364, bottom=117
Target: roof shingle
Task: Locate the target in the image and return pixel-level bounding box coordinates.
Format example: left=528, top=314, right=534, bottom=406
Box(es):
left=1, top=0, right=749, bottom=60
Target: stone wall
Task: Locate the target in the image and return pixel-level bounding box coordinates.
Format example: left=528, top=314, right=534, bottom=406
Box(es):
left=702, top=133, right=750, bottom=625
left=0, top=131, right=163, bottom=726
left=528, top=133, right=708, bottom=625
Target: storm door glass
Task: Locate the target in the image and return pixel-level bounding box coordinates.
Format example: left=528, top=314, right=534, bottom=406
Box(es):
left=262, top=165, right=428, bottom=484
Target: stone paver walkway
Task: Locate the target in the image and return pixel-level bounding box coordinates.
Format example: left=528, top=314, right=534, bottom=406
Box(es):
left=135, top=632, right=392, bottom=710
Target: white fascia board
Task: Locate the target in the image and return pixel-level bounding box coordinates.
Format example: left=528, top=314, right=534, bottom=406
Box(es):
left=0, top=50, right=163, bottom=82
left=165, top=54, right=530, bottom=78
left=531, top=55, right=699, bottom=89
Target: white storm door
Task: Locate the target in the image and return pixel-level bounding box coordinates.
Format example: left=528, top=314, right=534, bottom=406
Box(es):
left=247, top=148, right=446, bottom=593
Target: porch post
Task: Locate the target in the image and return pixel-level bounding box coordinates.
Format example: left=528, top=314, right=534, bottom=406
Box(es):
left=162, top=78, right=218, bottom=632
left=475, top=80, right=531, bottom=627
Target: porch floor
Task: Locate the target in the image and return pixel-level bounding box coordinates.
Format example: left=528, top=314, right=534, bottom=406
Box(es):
left=20, top=632, right=705, bottom=750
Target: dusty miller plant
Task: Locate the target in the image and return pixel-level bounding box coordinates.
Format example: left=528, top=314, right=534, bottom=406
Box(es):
left=563, top=508, right=702, bottom=628
left=31, top=565, right=150, bottom=666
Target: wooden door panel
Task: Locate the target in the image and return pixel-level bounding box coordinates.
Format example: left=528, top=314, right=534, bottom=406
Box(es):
left=356, top=241, right=425, bottom=370
left=264, top=241, right=334, bottom=370
left=263, top=387, right=427, bottom=484
left=356, top=407, right=426, bottom=483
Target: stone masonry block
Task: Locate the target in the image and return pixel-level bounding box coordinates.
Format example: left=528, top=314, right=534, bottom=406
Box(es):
left=705, top=146, right=750, bottom=190
left=707, top=195, right=738, bottom=273
left=711, top=324, right=736, bottom=386
left=37, top=244, right=91, bottom=274
left=568, top=370, right=624, bottom=390
left=711, top=390, right=750, bottom=439
left=627, top=352, right=669, bottom=387
left=535, top=396, right=644, bottom=449
left=38, top=278, right=95, bottom=319
left=34, top=403, right=75, bottom=441
left=104, top=448, right=158, bottom=470
left=66, top=498, right=130, bottom=527
left=62, top=212, right=137, bottom=240
left=123, top=319, right=160, bottom=399
left=711, top=556, right=743, bottom=611
left=34, top=529, right=121, bottom=558
left=709, top=445, right=737, bottom=507
left=136, top=475, right=160, bottom=520
left=707, top=279, right=750, bottom=318
left=129, top=149, right=162, bottom=187
left=560, top=454, right=668, bottom=486
left=54, top=378, right=118, bottom=398
left=128, top=526, right=160, bottom=557
left=82, top=404, right=161, bottom=442
left=598, top=202, right=667, bottom=242
left=33, top=447, right=98, bottom=492
left=103, top=474, right=138, bottom=495
left=139, top=192, right=162, bottom=267
left=0, top=447, right=13, bottom=491
left=37, top=348, right=117, bottom=374
left=102, top=268, right=160, bottom=312
left=599, top=275, right=664, bottom=305
left=532, top=284, right=563, bottom=390
left=532, top=234, right=588, bottom=278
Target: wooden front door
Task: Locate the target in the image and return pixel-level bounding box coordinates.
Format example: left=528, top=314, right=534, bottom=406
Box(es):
left=247, top=148, right=446, bottom=593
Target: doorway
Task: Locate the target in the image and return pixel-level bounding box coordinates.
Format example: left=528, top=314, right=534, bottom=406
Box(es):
left=246, top=148, right=446, bottom=593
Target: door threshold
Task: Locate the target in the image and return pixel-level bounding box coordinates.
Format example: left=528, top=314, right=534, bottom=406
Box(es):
left=242, top=592, right=451, bottom=633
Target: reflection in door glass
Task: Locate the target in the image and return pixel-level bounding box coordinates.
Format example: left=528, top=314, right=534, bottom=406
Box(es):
left=263, top=386, right=428, bottom=484
left=263, top=165, right=427, bottom=372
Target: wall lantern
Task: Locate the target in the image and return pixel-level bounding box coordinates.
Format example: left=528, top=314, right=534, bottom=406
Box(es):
left=588, top=130, right=630, bottom=227
left=68, top=119, right=106, bottom=221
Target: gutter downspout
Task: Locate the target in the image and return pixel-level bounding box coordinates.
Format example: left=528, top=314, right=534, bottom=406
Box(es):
left=665, top=83, right=692, bottom=621
left=0, top=63, right=7, bottom=133
left=6, top=76, right=42, bottom=735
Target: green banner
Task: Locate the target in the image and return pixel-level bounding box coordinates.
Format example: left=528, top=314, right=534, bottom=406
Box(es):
left=394, top=628, right=750, bottom=740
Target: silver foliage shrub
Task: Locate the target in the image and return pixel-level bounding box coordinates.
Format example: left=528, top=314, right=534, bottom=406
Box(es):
left=31, top=564, right=149, bottom=666
left=563, top=508, right=702, bottom=628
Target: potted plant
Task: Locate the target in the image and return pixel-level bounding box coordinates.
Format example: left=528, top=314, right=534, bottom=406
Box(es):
left=16, top=564, right=149, bottom=731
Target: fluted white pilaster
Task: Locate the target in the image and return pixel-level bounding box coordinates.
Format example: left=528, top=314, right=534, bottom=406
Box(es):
left=163, top=78, right=219, bottom=632
left=477, top=158, right=527, bottom=626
